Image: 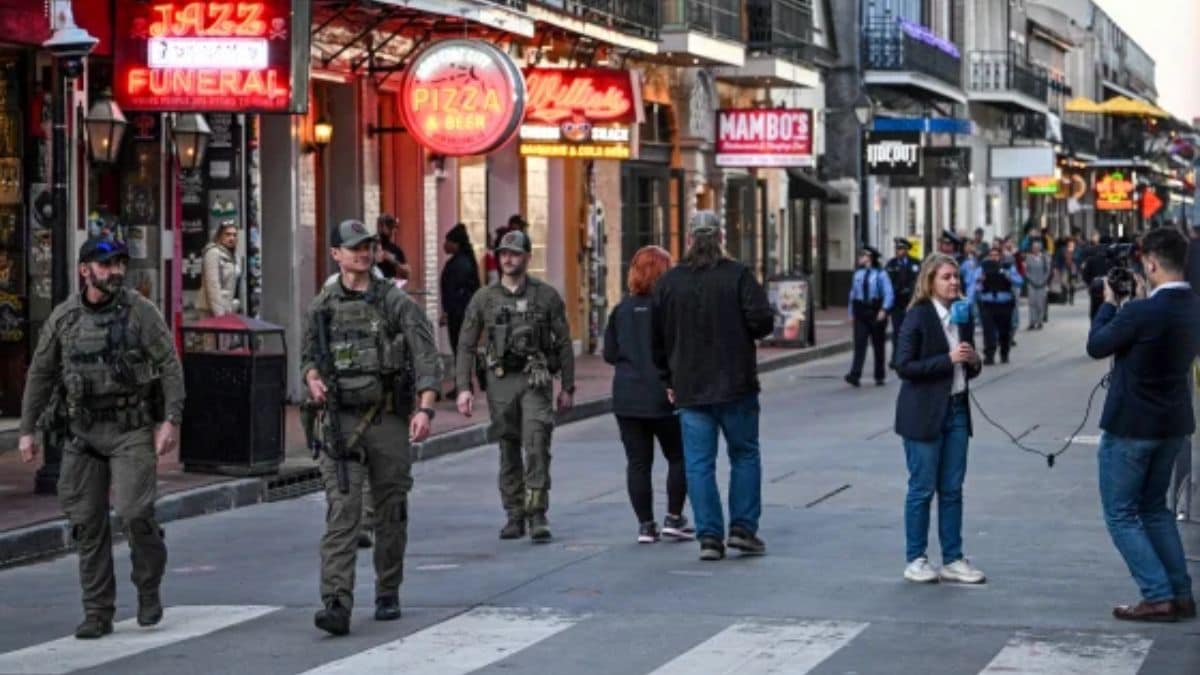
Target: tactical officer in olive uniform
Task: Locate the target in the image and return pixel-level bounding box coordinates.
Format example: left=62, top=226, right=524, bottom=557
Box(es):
left=302, top=219, right=441, bottom=636
left=18, top=237, right=184, bottom=639
left=884, top=238, right=921, bottom=365
left=455, top=230, right=575, bottom=543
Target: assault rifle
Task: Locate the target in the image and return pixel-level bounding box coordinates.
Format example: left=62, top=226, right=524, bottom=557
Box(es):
left=301, top=309, right=351, bottom=494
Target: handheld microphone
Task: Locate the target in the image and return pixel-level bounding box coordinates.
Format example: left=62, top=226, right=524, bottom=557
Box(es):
left=950, top=299, right=971, bottom=341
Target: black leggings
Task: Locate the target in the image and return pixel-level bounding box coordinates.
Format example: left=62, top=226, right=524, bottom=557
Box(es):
left=615, top=415, right=686, bottom=524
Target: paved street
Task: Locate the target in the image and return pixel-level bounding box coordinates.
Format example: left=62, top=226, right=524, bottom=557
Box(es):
left=0, top=302, right=1196, bottom=674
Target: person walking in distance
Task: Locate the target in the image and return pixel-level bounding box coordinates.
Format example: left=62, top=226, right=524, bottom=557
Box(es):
left=374, top=214, right=410, bottom=281
left=440, top=223, right=482, bottom=358
left=1087, top=227, right=1200, bottom=622
left=972, top=246, right=1023, bottom=365
left=845, top=245, right=895, bottom=387
left=652, top=211, right=774, bottom=561
left=456, top=230, right=575, bottom=543
left=18, top=237, right=184, bottom=639
left=197, top=223, right=240, bottom=318
left=1024, top=238, right=1052, bottom=330
left=894, top=254, right=985, bottom=585
left=302, top=219, right=441, bottom=636
left=604, top=246, right=693, bottom=544
left=885, top=238, right=921, bottom=367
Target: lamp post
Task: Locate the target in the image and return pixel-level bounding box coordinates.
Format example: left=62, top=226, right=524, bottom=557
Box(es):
left=36, top=1, right=97, bottom=494
left=853, top=92, right=875, bottom=249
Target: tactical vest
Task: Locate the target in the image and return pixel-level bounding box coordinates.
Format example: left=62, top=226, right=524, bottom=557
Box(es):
left=980, top=261, right=1013, bottom=295
left=325, top=281, right=406, bottom=407
left=486, top=297, right=553, bottom=375
left=887, top=257, right=918, bottom=298
left=61, top=294, right=160, bottom=430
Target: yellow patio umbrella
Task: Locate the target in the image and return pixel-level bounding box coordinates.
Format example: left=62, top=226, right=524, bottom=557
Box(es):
left=1099, top=95, right=1169, bottom=117
left=1064, top=96, right=1104, bottom=114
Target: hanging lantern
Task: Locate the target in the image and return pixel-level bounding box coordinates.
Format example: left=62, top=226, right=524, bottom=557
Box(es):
left=172, top=113, right=212, bottom=170
left=84, top=90, right=127, bottom=164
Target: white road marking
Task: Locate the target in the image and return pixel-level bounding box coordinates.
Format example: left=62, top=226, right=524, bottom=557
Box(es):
left=980, top=631, right=1153, bottom=675
left=0, top=605, right=280, bottom=675
left=649, top=619, right=869, bottom=675
left=299, top=606, right=582, bottom=675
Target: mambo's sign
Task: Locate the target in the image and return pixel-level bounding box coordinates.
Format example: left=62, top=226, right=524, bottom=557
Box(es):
left=519, top=68, right=638, bottom=160
left=715, top=109, right=813, bottom=168
left=400, top=40, right=526, bottom=157
left=865, top=132, right=921, bottom=176
left=115, top=1, right=301, bottom=112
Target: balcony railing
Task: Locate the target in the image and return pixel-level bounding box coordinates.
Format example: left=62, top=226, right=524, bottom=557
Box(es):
left=661, top=0, right=741, bottom=43
left=862, top=18, right=962, bottom=89
left=1061, top=122, right=1097, bottom=156
left=967, top=51, right=1048, bottom=103
left=746, top=0, right=814, bottom=59
left=529, top=1, right=661, bottom=39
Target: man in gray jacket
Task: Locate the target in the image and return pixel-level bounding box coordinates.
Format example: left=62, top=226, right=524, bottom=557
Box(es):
left=1024, top=239, right=1052, bottom=330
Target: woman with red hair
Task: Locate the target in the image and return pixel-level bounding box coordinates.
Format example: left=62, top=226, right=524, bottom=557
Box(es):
left=603, top=246, right=693, bottom=543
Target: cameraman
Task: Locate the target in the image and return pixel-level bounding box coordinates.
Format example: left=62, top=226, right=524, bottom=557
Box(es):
left=1086, top=227, right=1200, bottom=623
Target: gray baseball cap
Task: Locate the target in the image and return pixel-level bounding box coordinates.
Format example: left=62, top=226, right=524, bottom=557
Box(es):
left=690, top=210, right=721, bottom=235
left=331, top=219, right=377, bottom=248
left=496, top=229, right=532, bottom=254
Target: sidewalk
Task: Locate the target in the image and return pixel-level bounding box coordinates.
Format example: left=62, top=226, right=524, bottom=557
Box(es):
left=0, top=307, right=853, bottom=566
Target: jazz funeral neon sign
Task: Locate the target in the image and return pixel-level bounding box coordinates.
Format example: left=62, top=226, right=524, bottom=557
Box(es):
left=116, top=1, right=293, bottom=112
left=519, top=68, right=637, bottom=159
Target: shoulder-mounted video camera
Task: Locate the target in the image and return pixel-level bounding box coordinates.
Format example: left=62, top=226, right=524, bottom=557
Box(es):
left=1104, top=243, right=1136, bottom=301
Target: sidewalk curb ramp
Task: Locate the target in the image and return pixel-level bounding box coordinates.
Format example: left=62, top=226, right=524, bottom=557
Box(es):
left=0, top=338, right=851, bottom=568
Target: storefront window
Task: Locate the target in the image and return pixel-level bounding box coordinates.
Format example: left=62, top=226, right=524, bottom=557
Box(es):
left=523, top=156, right=549, bottom=278
left=620, top=162, right=669, bottom=291
left=458, top=156, right=488, bottom=252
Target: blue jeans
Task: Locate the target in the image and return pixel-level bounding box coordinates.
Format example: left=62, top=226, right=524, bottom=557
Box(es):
left=1098, top=433, right=1193, bottom=603
left=903, top=398, right=969, bottom=564
left=678, top=394, right=762, bottom=540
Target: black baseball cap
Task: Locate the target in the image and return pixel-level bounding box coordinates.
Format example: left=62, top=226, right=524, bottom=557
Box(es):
left=331, top=219, right=377, bottom=248
left=893, top=237, right=911, bottom=249
left=78, top=237, right=129, bottom=264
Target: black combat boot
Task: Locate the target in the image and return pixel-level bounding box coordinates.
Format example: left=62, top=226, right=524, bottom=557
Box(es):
left=314, top=600, right=351, bottom=636
left=528, top=513, right=552, bottom=543
left=374, top=593, right=402, bottom=621
left=499, top=517, right=526, bottom=540
left=137, top=591, right=163, bottom=627
left=75, top=615, right=114, bottom=639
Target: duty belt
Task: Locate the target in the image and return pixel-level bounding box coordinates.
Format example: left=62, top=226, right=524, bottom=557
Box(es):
left=85, top=394, right=140, bottom=411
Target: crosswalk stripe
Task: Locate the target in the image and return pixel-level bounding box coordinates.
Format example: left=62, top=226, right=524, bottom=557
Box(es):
left=298, top=607, right=582, bottom=675
left=980, top=631, right=1153, bottom=675
left=648, top=619, right=870, bottom=675
left=0, top=605, right=280, bottom=675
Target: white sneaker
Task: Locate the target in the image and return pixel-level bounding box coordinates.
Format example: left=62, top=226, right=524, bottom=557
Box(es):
left=940, top=558, right=986, bottom=584
left=903, top=557, right=939, bottom=583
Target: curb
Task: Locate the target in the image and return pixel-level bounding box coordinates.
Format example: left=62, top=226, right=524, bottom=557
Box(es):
left=0, top=338, right=851, bottom=568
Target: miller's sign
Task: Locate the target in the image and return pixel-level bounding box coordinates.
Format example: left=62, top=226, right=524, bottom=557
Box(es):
left=865, top=132, right=921, bottom=176
left=715, top=109, right=813, bottom=168
left=519, top=68, right=638, bottom=160
left=114, top=1, right=298, bottom=112
left=400, top=40, right=526, bottom=157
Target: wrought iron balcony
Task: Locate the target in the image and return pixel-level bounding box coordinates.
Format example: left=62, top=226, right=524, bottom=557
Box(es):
left=661, top=0, right=742, bottom=43
left=862, top=18, right=962, bottom=89
left=1061, top=121, right=1097, bottom=156
left=528, top=1, right=660, bottom=39
left=746, top=0, right=814, bottom=60
left=967, top=51, right=1048, bottom=104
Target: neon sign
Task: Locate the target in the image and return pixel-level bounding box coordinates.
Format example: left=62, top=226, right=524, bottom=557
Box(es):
left=400, top=40, right=525, bottom=157
left=519, top=68, right=636, bottom=159
left=1095, top=171, right=1135, bottom=210
left=1023, top=177, right=1059, bottom=194
left=115, top=1, right=295, bottom=112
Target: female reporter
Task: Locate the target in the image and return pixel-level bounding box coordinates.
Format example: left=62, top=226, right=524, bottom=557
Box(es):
left=894, top=254, right=985, bottom=584
left=603, top=246, right=692, bottom=543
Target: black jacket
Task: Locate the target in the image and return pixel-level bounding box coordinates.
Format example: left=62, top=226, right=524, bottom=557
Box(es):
left=894, top=300, right=982, bottom=441
left=440, top=251, right=481, bottom=316
left=1086, top=287, right=1200, bottom=439
left=603, top=295, right=673, bottom=418
left=1188, top=237, right=1200, bottom=295
left=652, top=259, right=774, bottom=407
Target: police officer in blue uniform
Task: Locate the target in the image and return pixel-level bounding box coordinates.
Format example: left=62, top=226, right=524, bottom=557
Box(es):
left=971, top=246, right=1023, bottom=365
left=845, top=245, right=894, bottom=387
left=884, top=238, right=921, bottom=366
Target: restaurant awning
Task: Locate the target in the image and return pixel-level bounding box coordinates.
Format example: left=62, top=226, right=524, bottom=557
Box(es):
left=1064, top=96, right=1104, bottom=114
left=788, top=169, right=847, bottom=203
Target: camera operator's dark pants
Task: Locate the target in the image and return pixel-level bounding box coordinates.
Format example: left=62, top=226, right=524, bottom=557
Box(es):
left=979, top=301, right=1014, bottom=361
left=849, top=307, right=887, bottom=383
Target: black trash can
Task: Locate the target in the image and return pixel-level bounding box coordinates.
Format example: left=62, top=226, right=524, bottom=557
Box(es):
left=180, top=315, right=286, bottom=476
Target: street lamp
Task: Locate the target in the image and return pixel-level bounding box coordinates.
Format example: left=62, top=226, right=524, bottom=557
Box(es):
left=37, top=0, right=97, bottom=495
left=84, top=90, right=127, bottom=164
left=313, top=117, right=333, bottom=148
left=172, top=113, right=212, bottom=171
left=853, top=92, right=875, bottom=249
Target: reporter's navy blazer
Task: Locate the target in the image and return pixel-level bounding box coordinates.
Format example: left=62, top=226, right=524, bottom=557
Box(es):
left=894, top=300, right=983, bottom=441
left=1086, top=287, right=1200, bottom=439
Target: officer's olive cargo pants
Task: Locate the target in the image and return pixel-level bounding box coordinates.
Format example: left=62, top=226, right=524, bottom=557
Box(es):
left=486, top=373, right=554, bottom=518
left=318, top=411, right=410, bottom=611
left=59, top=421, right=166, bottom=620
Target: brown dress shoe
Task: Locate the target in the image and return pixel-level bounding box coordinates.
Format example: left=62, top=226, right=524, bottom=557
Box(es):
left=1175, top=597, right=1196, bottom=619
left=1112, top=600, right=1178, bottom=623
